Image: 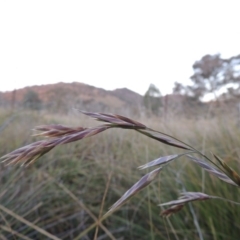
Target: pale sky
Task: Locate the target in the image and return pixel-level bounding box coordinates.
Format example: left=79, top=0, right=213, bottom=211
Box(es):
left=0, top=1, right=240, bottom=96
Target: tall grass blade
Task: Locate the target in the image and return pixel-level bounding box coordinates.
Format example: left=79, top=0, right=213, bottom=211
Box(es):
left=0, top=204, right=60, bottom=240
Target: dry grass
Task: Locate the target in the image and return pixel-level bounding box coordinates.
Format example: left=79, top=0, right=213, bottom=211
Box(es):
left=0, top=108, right=240, bottom=239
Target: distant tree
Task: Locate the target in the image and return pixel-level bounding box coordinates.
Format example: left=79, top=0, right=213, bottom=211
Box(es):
left=174, top=54, right=240, bottom=101
left=173, top=82, right=185, bottom=95
left=23, top=90, right=42, bottom=110
left=144, top=84, right=162, bottom=115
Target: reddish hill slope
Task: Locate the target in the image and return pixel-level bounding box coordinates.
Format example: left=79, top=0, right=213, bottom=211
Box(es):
left=0, top=82, right=143, bottom=112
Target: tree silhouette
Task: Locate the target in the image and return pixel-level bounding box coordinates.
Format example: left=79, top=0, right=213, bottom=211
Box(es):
left=144, top=84, right=162, bottom=115
left=23, top=90, right=42, bottom=110
left=174, top=54, right=240, bottom=101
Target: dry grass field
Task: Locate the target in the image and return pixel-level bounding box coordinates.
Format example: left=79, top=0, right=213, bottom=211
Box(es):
left=0, top=108, right=240, bottom=239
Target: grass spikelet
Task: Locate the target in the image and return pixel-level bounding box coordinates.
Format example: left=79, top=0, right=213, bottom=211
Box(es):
left=160, top=191, right=240, bottom=217
left=187, top=155, right=238, bottom=186
left=213, top=154, right=240, bottom=186
left=34, top=124, right=86, bottom=138
left=138, top=154, right=185, bottom=170
left=105, top=167, right=162, bottom=215
left=1, top=140, right=54, bottom=165
left=160, top=204, right=184, bottom=217
left=159, top=192, right=211, bottom=207
left=160, top=192, right=211, bottom=216
left=80, top=111, right=146, bottom=129
left=0, top=125, right=111, bottom=165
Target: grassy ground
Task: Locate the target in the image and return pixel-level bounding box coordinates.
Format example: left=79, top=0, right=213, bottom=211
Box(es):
left=0, top=108, right=240, bottom=240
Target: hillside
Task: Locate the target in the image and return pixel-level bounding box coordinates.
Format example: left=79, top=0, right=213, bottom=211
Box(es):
left=0, top=82, right=143, bottom=112
left=1, top=82, right=233, bottom=118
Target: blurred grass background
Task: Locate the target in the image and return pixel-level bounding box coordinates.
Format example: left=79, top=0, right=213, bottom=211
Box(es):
left=0, top=108, right=240, bottom=240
